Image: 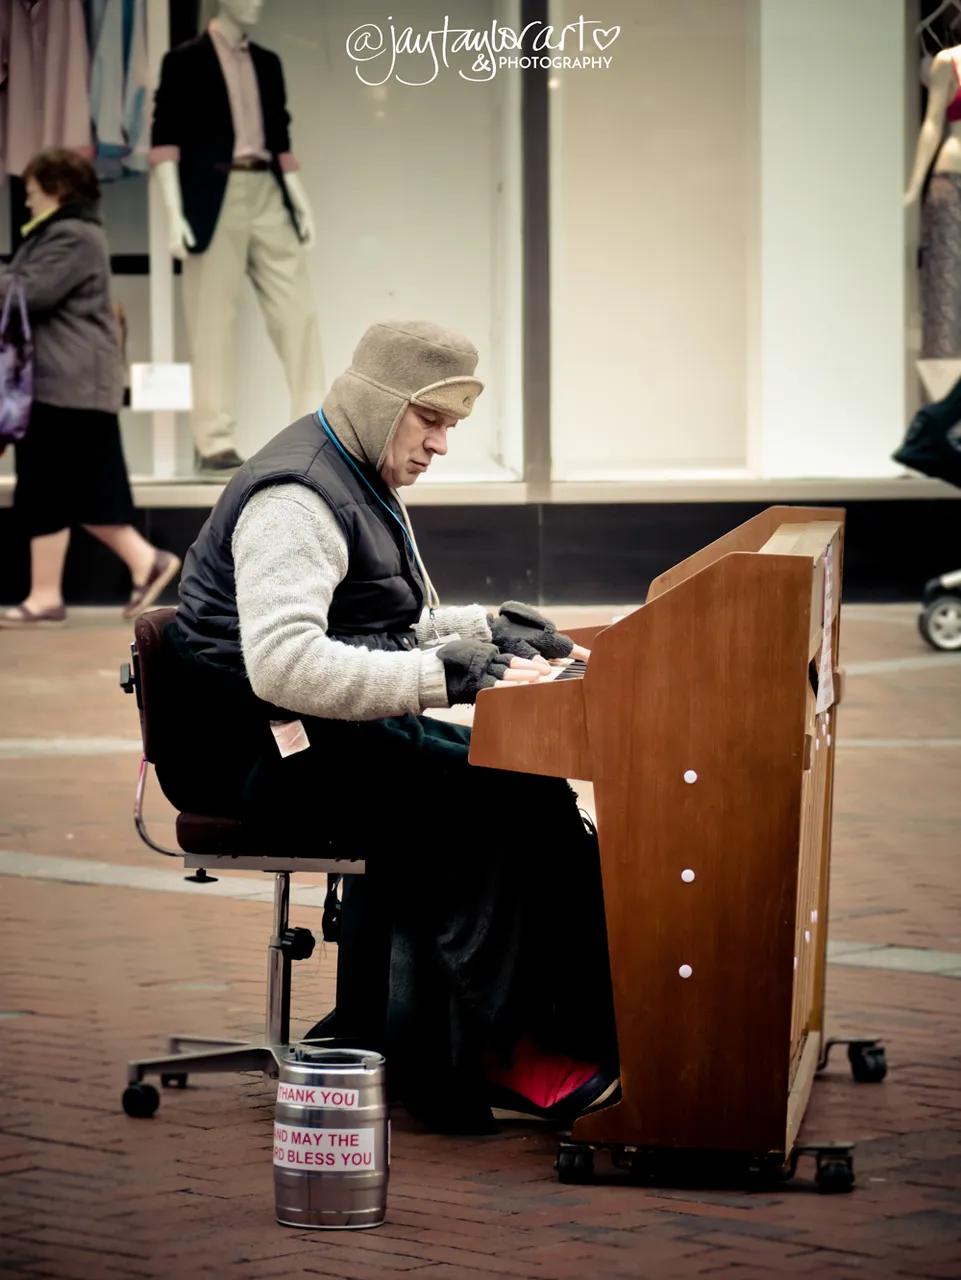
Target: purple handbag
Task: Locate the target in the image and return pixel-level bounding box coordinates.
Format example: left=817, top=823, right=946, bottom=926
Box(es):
left=0, top=279, right=34, bottom=443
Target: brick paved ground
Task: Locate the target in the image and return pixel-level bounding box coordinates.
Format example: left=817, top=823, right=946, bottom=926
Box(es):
left=1, top=605, right=960, bottom=1279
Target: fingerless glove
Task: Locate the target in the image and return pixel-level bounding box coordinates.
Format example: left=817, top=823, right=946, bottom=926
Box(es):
left=488, top=600, right=574, bottom=661
left=439, top=640, right=513, bottom=705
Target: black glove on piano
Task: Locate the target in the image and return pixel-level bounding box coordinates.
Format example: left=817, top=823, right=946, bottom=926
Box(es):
left=488, top=601, right=574, bottom=662
left=439, top=640, right=513, bottom=706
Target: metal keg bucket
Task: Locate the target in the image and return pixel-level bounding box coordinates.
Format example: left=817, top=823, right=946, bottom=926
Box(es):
left=273, top=1044, right=388, bottom=1230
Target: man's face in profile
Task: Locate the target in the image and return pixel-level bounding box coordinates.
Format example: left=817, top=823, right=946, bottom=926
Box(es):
left=380, top=405, right=458, bottom=488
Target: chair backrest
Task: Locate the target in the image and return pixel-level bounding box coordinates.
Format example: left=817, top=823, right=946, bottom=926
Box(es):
left=133, top=607, right=177, bottom=764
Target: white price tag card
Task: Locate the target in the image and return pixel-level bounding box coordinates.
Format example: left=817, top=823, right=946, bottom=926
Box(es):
left=273, top=1124, right=377, bottom=1170
left=270, top=719, right=310, bottom=759
left=130, top=362, right=193, bottom=412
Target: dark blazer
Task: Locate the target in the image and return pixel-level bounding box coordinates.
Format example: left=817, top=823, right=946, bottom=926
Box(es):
left=151, top=32, right=299, bottom=254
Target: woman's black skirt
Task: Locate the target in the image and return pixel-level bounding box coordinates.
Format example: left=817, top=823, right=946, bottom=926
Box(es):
left=14, top=401, right=136, bottom=538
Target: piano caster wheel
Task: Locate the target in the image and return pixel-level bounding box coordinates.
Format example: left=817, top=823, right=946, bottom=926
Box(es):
left=849, top=1042, right=887, bottom=1084
left=816, top=1152, right=855, bottom=1195
left=818, top=1036, right=886, bottom=1082
left=555, top=1143, right=594, bottom=1184
left=787, top=1142, right=855, bottom=1195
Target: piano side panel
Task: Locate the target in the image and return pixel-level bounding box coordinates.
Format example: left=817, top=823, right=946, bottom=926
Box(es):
left=810, top=532, right=846, bottom=1042
left=574, top=551, right=813, bottom=1156
left=789, top=684, right=830, bottom=1078
left=468, top=678, right=593, bottom=780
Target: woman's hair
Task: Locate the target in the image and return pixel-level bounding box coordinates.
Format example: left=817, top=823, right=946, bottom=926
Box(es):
left=22, top=149, right=101, bottom=205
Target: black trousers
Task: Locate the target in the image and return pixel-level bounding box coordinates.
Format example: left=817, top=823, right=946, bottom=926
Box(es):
left=244, top=714, right=618, bottom=1133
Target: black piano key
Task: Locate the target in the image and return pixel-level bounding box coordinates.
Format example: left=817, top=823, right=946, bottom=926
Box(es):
left=554, top=660, right=587, bottom=682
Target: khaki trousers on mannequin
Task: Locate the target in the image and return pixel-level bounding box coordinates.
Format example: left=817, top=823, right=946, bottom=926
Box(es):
left=181, top=171, right=325, bottom=459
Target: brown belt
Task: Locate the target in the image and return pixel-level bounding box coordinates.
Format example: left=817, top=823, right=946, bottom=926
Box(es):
left=215, top=158, right=271, bottom=174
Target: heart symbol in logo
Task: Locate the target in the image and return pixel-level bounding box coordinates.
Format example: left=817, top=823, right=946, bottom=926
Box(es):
left=593, top=26, right=620, bottom=51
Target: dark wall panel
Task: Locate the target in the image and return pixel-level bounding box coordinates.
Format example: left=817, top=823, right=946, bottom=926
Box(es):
left=0, top=499, right=957, bottom=609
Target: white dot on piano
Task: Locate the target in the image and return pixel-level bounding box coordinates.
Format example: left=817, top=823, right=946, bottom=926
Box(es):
left=811, top=909, right=818, bottom=923
left=815, top=738, right=820, bottom=751
left=681, top=869, right=695, bottom=883
left=683, top=770, right=697, bottom=784
left=827, top=734, right=832, bottom=746
left=678, top=964, right=693, bottom=979
left=804, top=930, right=811, bottom=943
left=794, top=956, right=798, bottom=969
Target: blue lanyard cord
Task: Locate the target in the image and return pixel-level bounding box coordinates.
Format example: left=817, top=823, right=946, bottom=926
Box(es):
left=316, top=409, right=416, bottom=557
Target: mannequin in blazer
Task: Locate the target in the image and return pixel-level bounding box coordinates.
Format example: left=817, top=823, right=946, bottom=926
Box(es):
left=150, top=0, right=325, bottom=474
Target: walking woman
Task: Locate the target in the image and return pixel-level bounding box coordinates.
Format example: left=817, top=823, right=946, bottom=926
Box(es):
left=0, top=149, right=179, bottom=628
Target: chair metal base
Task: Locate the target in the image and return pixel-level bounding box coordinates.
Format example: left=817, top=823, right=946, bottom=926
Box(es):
left=125, top=871, right=305, bottom=1090
left=127, top=1042, right=282, bottom=1085
left=169, top=1035, right=245, bottom=1052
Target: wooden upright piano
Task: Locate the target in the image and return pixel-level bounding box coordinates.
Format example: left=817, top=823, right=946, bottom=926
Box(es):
left=470, top=506, right=878, bottom=1186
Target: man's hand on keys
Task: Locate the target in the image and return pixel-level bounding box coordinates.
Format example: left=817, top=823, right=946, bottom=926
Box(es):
left=439, top=640, right=543, bottom=705
left=489, top=601, right=576, bottom=665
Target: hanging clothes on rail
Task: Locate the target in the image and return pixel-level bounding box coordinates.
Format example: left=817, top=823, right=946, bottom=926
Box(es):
left=89, top=0, right=150, bottom=179
left=35, top=0, right=93, bottom=155
left=122, top=0, right=149, bottom=172
left=1, top=0, right=42, bottom=184
left=0, top=0, right=92, bottom=182
left=89, top=0, right=126, bottom=177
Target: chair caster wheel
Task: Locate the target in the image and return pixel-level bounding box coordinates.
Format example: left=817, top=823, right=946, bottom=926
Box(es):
left=555, top=1144, right=594, bottom=1184
left=849, top=1042, right=887, bottom=1083
left=122, top=1082, right=160, bottom=1118
left=816, top=1154, right=855, bottom=1194
left=161, top=1073, right=188, bottom=1089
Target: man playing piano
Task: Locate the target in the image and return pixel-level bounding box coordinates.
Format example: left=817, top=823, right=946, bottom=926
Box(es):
left=161, top=320, right=618, bottom=1133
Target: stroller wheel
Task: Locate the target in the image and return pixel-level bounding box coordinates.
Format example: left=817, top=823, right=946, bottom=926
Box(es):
left=919, top=595, right=961, bottom=651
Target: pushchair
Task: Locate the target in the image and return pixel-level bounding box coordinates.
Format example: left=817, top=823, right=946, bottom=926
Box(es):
left=893, top=378, right=961, bottom=651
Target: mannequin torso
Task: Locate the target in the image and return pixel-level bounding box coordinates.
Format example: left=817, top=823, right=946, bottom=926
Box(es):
left=907, top=47, right=961, bottom=201
left=931, top=50, right=961, bottom=175
left=151, top=0, right=315, bottom=256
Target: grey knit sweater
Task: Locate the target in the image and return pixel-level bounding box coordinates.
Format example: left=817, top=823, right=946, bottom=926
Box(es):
left=232, top=482, right=492, bottom=720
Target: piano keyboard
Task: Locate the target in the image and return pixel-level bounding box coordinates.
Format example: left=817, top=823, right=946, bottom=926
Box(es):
left=553, top=658, right=587, bottom=682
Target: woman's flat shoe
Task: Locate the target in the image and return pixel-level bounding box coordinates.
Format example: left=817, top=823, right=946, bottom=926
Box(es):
left=123, top=551, right=182, bottom=620
left=0, top=603, right=67, bottom=629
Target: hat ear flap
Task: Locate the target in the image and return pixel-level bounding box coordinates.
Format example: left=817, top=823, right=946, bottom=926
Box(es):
left=375, top=400, right=412, bottom=470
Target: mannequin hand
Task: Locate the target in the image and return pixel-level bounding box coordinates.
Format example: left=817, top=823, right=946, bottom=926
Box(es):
left=439, top=640, right=540, bottom=705
left=904, top=188, right=920, bottom=210
left=168, top=213, right=196, bottom=261
left=283, top=173, right=316, bottom=249
left=488, top=601, right=574, bottom=662
left=293, top=204, right=315, bottom=249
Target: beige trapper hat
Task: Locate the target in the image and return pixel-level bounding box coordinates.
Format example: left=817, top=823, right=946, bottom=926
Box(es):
left=320, top=319, right=484, bottom=470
